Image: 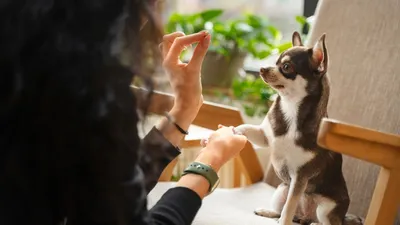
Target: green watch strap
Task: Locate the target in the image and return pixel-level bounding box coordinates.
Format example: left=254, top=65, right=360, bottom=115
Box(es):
left=182, top=162, right=219, bottom=194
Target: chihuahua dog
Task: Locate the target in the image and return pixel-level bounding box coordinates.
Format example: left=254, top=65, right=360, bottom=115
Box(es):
left=234, top=32, right=363, bottom=225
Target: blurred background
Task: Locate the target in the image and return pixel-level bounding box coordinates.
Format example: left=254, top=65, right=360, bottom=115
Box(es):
left=139, top=0, right=321, bottom=186
left=160, top=0, right=311, bottom=42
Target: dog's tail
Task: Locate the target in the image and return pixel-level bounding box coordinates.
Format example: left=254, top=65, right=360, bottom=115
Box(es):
left=344, top=214, right=364, bottom=225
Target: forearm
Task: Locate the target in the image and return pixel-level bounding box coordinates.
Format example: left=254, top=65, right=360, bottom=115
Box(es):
left=155, top=106, right=197, bottom=147
left=147, top=148, right=221, bottom=224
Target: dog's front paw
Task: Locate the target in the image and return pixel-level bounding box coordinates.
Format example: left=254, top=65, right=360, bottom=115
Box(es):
left=233, top=125, right=247, bottom=136
left=254, top=208, right=280, bottom=218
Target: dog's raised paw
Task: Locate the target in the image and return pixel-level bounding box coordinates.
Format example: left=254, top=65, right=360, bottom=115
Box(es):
left=254, top=208, right=281, bottom=218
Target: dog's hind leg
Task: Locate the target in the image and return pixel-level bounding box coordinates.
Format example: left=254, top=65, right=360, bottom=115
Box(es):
left=315, top=196, right=350, bottom=225
left=254, top=183, right=288, bottom=218
left=279, top=178, right=308, bottom=225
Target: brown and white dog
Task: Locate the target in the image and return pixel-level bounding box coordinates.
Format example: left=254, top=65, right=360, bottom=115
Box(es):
left=234, top=32, right=363, bottom=225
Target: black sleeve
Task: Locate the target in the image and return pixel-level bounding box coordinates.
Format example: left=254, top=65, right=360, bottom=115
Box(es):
left=148, top=187, right=202, bottom=225
left=139, top=127, right=181, bottom=193
left=140, top=127, right=202, bottom=225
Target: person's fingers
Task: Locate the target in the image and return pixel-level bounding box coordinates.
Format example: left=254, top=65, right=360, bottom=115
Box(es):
left=237, top=134, right=248, bottom=144
left=188, top=33, right=211, bottom=70
left=200, top=138, right=207, bottom=147
left=162, top=32, right=185, bottom=58
left=163, top=31, right=186, bottom=42
left=164, top=31, right=209, bottom=68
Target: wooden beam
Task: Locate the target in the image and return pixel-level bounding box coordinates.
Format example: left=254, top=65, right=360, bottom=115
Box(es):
left=318, top=119, right=400, bottom=169
left=181, top=139, right=202, bottom=149
left=322, top=119, right=400, bottom=148
left=233, top=158, right=241, bottom=187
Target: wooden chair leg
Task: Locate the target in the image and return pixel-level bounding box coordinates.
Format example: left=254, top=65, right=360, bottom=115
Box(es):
left=365, top=168, right=400, bottom=225
left=159, top=158, right=178, bottom=181
left=233, top=158, right=241, bottom=187
left=236, top=142, right=264, bottom=186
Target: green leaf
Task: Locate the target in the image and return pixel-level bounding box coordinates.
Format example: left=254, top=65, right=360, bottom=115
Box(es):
left=267, top=25, right=282, bottom=41
left=275, top=41, right=292, bottom=53
left=213, top=22, right=227, bottom=33
left=168, top=13, right=183, bottom=24
left=260, top=88, right=274, bottom=100
left=233, top=22, right=253, bottom=34
left=246, top=15, right=264, bottom=28
left=295, top=15, right=307, bottom=26
left=200, top=9, right=224, bottom=21
left=256, top=50, right=272, bottom=59
left=244, top=105, right=257, bottom=117
left=216, top=47, right=230, bottom=57
left=236, top=38, right=246, bottom=48
left=230, top=74, right=276, bottom=117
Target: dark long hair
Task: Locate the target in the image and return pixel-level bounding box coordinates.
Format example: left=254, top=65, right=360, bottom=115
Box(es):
left=0, top=0, right=162, bottom=224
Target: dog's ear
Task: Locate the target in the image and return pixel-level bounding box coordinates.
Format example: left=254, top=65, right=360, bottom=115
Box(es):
left=311, top=33, right=328, bottom=74
left=292, top=31, right=303, bottom=47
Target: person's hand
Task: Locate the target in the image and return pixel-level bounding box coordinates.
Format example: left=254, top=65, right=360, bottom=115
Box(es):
left=195, top=125, right=248, bottom=171
left=176, top=125, right=246, bottom=199
left=160, top=31, right=211, bottom=125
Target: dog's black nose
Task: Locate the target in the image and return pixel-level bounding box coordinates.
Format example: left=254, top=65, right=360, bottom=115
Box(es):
left=260, top=67, right=271, bottom=73
left=260, top=67, right=267, bottom=73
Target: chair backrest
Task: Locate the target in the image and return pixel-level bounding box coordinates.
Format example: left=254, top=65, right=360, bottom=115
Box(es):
left=308, top=0, right=400, bottom=219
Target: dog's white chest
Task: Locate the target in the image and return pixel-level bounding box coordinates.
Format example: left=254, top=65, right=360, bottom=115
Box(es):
left=265, top=99, right=315, bottom=174
left=271, top=133, right=314, bottom=173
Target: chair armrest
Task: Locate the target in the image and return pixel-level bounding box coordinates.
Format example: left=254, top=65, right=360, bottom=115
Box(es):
left=317, top=118, right=400, bottom=169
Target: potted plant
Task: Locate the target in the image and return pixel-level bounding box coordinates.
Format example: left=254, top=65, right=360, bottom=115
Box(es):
left=165, top=9, right=287, bottom=88
left=231, top=74, right=277, bottom=117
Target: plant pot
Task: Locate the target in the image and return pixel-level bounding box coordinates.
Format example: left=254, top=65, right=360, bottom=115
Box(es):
left=201, top=50, right=247, bottom=88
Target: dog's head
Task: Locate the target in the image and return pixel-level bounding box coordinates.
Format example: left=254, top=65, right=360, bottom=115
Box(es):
left=260, top=32, right=328, bottom=100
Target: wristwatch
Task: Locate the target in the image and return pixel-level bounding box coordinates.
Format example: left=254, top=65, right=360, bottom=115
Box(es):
left=182, top=162, right=220, bottom=195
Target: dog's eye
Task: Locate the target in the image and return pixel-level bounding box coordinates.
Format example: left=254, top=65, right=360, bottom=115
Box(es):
left=282, top=63, right=292, bottom=73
